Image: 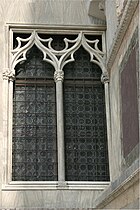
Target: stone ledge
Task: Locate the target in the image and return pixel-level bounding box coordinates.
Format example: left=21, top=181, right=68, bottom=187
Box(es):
left=94, top=159, right=139, bottom=209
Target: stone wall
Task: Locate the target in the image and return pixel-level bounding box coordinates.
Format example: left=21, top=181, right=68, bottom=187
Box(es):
left=120, top=32, right=139, bottom=158
left=107, top=1, right=139, bottom=181
left=105, top=0, right=118, bottom=53
left=0, top=0, right=105, bottom=26
left=93, top=0, right=140, bottom=209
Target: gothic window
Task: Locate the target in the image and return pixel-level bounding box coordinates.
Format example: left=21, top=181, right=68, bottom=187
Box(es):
left=12, top=45, right=57, bottom=181
left=64, top=47, right=109, bottom=181
left=11, top=32, right=110, bottom=183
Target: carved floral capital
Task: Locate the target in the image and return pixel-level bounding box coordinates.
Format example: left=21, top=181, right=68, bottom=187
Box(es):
left=54, top=70, right=64, bottom=83
left=101, top=72, right=109, bottom=83
left=3, top=70, right=15, bottom=81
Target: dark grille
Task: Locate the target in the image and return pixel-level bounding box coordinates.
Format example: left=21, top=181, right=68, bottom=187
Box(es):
left=12, top=46, right=57, bottom=181
left=64, top=47, right=110, bottom=181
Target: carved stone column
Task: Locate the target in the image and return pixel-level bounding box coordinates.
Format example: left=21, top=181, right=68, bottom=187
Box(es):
left=54, top=70, right=66, bottom=184
left=3, top=69, right=15, bottom=183
left=101, top=71, right=112, bottom=180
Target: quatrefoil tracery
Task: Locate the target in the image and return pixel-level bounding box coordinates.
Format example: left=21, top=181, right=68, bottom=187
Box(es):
left=7, top=31, right=109, bottom=83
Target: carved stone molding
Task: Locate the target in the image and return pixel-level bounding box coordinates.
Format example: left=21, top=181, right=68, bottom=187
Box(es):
left=3, top=69, right=15, bottom=81
left=101, top=72, right=109, bottom=83
left=107, top=0, right=139, bottom=71
left=99, top=1, right=105, bottom=12
left=54, top=70, right=64, bottom=83
left=116, top=0, right=125, bottom=18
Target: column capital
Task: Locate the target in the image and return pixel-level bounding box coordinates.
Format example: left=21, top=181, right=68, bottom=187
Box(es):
left=101, top=72, right=109, bottom=84
left=54, top=70, right=64, bottom=83
left=3, top=69, right=15, bottom=81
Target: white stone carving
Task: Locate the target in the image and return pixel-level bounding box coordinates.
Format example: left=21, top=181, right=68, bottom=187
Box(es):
left=81, top=35, right=107, bottom=75
left=3, top=69, right=15, bottom=81
left=54, top=70, right=64, bottom=82
left=101, top=72, right=109, bottom=84
left=10, top=31, right=109, bottom=82
left=116, top=0, right=124, bottom=17
left=11, top=32, right=35, bottom=71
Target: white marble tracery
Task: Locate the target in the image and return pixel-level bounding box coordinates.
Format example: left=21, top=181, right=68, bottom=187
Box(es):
left=3, top=31, right=109, bottom=83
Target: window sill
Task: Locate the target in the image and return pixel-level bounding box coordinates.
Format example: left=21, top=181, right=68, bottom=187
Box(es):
left=2, top=181, right=110, bottom=190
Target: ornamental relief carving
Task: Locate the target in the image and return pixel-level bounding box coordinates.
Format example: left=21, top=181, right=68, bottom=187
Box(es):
left=54, top=70, right=64, bottom=82
left=7, top=31, right=109, bottom=83
left=101, top=72, right=109, bottom=84
left=3, top=69, right=15, bottom=81
left=116, top=0, right=125, bottom=18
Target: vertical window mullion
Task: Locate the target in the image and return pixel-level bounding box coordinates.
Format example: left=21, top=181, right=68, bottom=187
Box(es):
left=55, top=78, right=65, bottom=183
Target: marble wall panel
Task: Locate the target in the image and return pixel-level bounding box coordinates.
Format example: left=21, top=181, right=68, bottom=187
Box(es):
left=108, top=6, right=139, bottom=181
left=2, top=190, right=103, bottom=208
left=121, top=45, right=139, bottom=157
left=109, top=68, right=122, bottom=180
left=0, top=0, right=105, bottom=26
left=105, top=0, right=118, bottom=53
